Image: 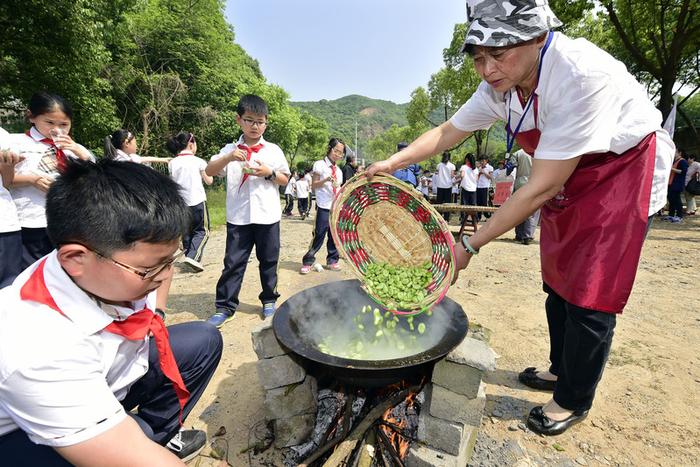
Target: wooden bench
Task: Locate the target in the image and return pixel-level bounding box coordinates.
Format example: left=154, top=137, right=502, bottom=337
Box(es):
left=432, top=204, right=499, bottom=240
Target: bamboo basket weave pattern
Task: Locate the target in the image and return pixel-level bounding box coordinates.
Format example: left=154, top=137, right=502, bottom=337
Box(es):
left=330, top=173, right=455, bottom=314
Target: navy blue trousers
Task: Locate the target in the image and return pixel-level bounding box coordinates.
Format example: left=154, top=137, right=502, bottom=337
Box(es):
left=0, top=230, right=22, bottom=288
left=302, top=207, right=338, bottom=266
left=0, top=321, right=222, bottom=465
left=20, top=227, right=53, bottom=269
left=183, top=202, right=210, bottom=262
left=215, top=222, right=281, bottom=313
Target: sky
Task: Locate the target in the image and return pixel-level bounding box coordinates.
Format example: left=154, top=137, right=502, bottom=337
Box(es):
left=224, top=0, right=467, bottom=104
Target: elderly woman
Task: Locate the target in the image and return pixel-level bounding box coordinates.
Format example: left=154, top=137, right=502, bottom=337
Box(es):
left=368, top=0, right=674, bottom=435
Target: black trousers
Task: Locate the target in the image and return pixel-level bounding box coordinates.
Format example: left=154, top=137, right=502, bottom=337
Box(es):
left=215, top=222, right=281, bottom=313
left=476, top=187, right=490, bottom=220
left=436, top=188, right=452, bottom=221
left=20, top=227, right=54, bottom=269
left=667, top=189, right=684, bottom=218
left=459, top=189, right=476, bottom=223
left=283, top=194, right=295, bottom=214
left=0, top=230, right=23, bottom=288
left=544, top=283, right=617, bottom=412
left=183, top=202, right=210, bottom=262
left=302, top=207, right=339, bottom=266
left=298, top=197, right=309, bottom=216
left=0, top=322, right=222, bottom=466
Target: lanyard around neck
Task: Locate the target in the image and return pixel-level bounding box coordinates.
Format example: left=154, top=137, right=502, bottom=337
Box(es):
left=505, top=32, right=553, bottom=154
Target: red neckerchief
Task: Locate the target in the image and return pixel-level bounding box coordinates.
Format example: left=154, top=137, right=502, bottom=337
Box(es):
left=177, top=152, right=194, bottom=157
left=668, top=158, right=681, bottom=186
left=237, top=143, right=263, bottom=192
left=20, top=258, right=190, bottom=424
left=26, top=130, right=67, bottom=173
left=326, top=157, right=337, bottom=194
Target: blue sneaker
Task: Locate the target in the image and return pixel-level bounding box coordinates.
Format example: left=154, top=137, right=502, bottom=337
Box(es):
left=207, top=310, right=234, bottom=328
left=262, top=303, right=276, bottom=319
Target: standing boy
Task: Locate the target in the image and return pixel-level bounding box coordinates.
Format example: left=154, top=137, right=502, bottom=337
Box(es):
left=206, top=95, right=290, bottom=324
left=0, top=159, right=222, bottom=465
left=295, top=170, right=310, bottom=218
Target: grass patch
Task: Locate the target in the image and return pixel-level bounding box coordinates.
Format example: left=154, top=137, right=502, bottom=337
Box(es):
left=206, top=187, right=227, bottom=230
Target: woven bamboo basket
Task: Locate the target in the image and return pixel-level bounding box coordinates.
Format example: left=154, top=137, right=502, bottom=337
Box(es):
left=330, top=173, right=455, bottom=315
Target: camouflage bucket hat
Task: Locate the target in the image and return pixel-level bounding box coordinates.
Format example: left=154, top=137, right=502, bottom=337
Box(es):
left=462, top=0, right=562, bottom=51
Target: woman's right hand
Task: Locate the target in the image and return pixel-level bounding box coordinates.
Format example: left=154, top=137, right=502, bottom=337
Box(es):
left=366, top=159, right=395, bottom=179
left=33, top=175, right=53, bottom=192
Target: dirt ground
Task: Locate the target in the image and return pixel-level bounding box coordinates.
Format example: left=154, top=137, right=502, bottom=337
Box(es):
left=164, top=210, right=700, bottom=466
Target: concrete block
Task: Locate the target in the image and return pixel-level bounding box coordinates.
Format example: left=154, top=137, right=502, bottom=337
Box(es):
left=251, top=321, right=287, bottom=359
left=256, top=354, right=305, bottom=390
left=429, top=383, right=486, bottom=427
left=273, top=414, right=315, bottom=448
left=432, top=358, right=483, bottom=398
left=265, top=376, right=317, bottom=420
left=408, top=425, right=477, bottom=467
left=446, top=336, right=497, bottom=372
left=417, top=413, right=464, bottom=456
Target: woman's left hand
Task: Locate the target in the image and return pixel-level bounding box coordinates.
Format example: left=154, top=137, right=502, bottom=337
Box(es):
left=451, top=246, right=473, bottom=284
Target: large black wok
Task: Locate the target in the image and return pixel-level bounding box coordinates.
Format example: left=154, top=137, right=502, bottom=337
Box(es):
left=273, top=279, right=468, bottom=387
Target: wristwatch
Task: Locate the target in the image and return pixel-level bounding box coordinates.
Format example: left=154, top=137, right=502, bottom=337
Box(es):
left=461, top=236, right=479, bottom=255
left=265, top=169, right=277, bottom=181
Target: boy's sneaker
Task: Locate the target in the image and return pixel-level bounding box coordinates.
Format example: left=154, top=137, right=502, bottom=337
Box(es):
left=670, top=216, right=682, bottom=223
left=300, top=265, right=312, bottom=274
left=182, top=257, right=205, bottom=273
left=166, top=429, right=207, bottom=463
left=327, top=262, right=341, bottom=271
left=262, top=303, right=275, bottom=319
left=207, top=310, right=234, bottom=328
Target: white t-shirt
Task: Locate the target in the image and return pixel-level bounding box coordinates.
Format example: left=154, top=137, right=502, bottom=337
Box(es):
left=459, top=165, right=478, bottom=192
left=7, top=128, right=94, bottom=228
left=431, top=174, right=438, bottom=194
left=450, top=32, right=673, bottom=215
left=284, top=178, right=296, bottom=196
left=435, top=162, right=455, bottom=189
left=295, top=178, right=309, bottom=198
left=211, top=136, right=290, bottom=225
left=477, top=164, right=493, bottom=189
left=0, top=252, right=154, bottom=446
left=168, top=152, right=207, bottom=206
left=492, top=168, right=507, bottom=180
left=312, top=157, right=343, bottom=209
left=419, top=175, right=431, bottom=196
left=0, top=128, right=20, bottom=233
left=113, top=149, right=143, bottom=164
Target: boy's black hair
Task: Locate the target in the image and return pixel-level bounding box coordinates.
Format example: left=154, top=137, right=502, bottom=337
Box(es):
left=46, top=159, right=190, bottom=255
left=28, top=92, right=73, bottom=120
left=441, top=151, right=451, bottom=163
left=237, top=94, right=269, bottom=117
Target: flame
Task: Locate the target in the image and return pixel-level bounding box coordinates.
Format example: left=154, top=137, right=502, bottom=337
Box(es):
left=379, top=388, right=417, bottom=460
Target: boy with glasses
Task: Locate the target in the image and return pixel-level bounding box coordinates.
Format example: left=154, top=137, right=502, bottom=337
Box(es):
left=0, top=159, right=222, bottom=465
left=205, top=95, right=291, bottom=324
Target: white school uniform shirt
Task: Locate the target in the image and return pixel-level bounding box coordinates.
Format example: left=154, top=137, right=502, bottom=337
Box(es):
left=113, top=149, right=143, bottom=164
left=450, top=32, right=673, bottom=215
left=211, top=135, right=290, bottom=225
left=435, top=162, right=455, bottom=189
left=284, top=178, right=296, bottom=196
left=477, top=164, right=493, bottom=189
left=431, top=174, right=438, bottom=194
left=312, top=157, right=343, bottom=210
left=0, top=128, right=20, bottom=233
left=0, top=251, right=154, bottom=447
left=295, top=178, right=309, bottom=199
left=419, top=175, right=431, bottom=196
left=459, top=165, right=478, bottom=192
left=168, top=152, right=207, bottom=206
left=7, top=127, right=94, bottom=228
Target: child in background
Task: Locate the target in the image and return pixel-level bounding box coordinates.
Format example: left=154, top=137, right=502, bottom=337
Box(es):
left=304, top=169, right=314, bottom=218
left=0, top=159, right=222, bottom=465
left=283, top=171, right=297, bottom=216
left=299, top=138, right=345, bottom=274
left=296, top=170, right=310, bottom=218
left=104, top=129, right=171, bottom=165
left=167, top=132, right=213, bottom=273
left=0, top=128, right=23, bottom=287
left=205, top=95, right=290, bottom=324
left=7, top=92, right=94, bottom=268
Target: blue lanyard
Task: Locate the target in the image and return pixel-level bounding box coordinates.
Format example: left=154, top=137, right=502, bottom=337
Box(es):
left=505, top=32, right=554, bottom=154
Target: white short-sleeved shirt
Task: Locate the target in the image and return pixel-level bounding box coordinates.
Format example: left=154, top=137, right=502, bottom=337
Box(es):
left=168, top=152, right=207, bottom=206
left=211, top=136, right=290, bottom=225
left=284, top=178, right=296, bottom=196
left=295, top=178, right=309, bottom=199
left=435, top=162, right=455, bottom=189
left=419, top=175, right=431, bottom=196
left=450, top=32, right=673, bottom=215
left=431, top=174, right=438, bottom=194
left=113, top=149, right=143, bottom=164
left=0, top=128, right=20, bottom=233
left=7, top=128, right=94, bottom=228
left=477, top=164, right=493, bottom=189
left=312, top=157, right=343, bottom=209
left=0, top=252, right=154, bottom=447
left=459, top=165, right=478, bottom=192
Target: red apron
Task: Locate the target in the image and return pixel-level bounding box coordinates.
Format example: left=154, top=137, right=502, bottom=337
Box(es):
left=514, top=103, right=656, bottom=313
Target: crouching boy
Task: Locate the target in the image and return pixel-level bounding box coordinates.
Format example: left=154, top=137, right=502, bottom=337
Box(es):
left=0, top=160, right=223, bottom=466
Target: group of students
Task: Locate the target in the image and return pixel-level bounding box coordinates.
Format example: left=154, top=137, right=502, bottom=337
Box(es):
left=663, top=147, right=699, bottom=223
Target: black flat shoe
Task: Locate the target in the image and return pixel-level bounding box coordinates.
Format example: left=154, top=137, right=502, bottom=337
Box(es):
left=518, top=367, right=556, bottom=391
left=526, top=406, right=589, bottom=436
